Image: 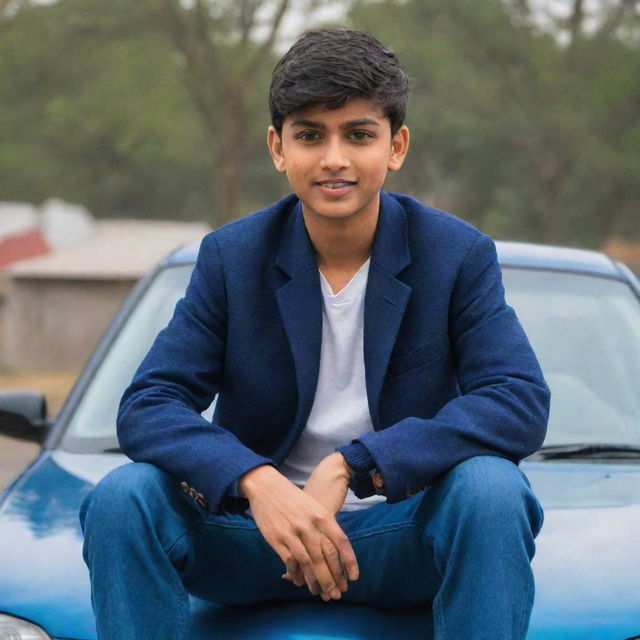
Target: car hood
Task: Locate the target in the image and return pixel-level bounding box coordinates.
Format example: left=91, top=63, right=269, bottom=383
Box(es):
left=523, top=460, right=640, bottom=639
left=0, top=453, right=639, bottom=640
left=0, top=452, right=102, bottom=640
left=0, top=451, right=432, bottom=640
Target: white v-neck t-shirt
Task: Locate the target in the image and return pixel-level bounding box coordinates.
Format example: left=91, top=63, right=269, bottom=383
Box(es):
left=279, top=258, right=384, bottom=511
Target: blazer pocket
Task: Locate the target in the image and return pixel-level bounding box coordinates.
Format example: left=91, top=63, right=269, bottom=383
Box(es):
left=387, top=335, right=447, bottom=379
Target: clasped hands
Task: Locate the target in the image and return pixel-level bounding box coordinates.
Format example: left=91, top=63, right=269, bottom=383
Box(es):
left=238, top=452, right=359, bottom=602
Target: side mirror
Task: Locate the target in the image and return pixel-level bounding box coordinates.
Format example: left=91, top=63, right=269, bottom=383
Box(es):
left=0, top=391, right=49, bottom=443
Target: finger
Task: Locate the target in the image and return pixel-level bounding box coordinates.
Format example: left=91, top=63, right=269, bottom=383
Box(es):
left=283, top=559, right=305, bottom=588
left=276, top=544, right=307, bottom=588
left=321, top=535, right=348, bottom=592
left=281, top=561, right=317, bottom=592
left=321, top=518, right=359, bottom=581
left=286, top=536, right=322, bottom=596
left=294, top=563, right=305, bottom=588
left=305, top=572, right=321, bottom=597
left=279, top=563, right=325, bottom=598
left=297, top=529, right=341, bottom=598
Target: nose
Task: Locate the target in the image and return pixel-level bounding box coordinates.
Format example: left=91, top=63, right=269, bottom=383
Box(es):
left=320, top=137, right=350, bottom=172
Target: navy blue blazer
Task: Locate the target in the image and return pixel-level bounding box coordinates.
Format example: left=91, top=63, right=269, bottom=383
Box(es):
left=118, top=191, right=550, bottom=512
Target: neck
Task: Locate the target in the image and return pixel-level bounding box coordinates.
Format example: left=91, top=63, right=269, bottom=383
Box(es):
left=302, top=201, right=379, bottom=272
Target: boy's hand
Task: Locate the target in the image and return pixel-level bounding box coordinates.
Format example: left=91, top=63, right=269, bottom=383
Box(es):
left=303, top=452, right=352, bottom=514
left=239, top=464, right=359, bottom=601
left=282, top=453, right=354, bottom=594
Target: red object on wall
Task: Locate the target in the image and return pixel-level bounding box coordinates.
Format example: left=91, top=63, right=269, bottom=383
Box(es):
left=0, top=228, right=50, bottom=269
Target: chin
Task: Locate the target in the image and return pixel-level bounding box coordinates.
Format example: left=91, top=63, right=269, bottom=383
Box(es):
left=302, top=197, right=379, bottom=222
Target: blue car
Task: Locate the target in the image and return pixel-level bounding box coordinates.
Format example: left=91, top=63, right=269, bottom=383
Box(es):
left=1, top=241, right=640, bottom=639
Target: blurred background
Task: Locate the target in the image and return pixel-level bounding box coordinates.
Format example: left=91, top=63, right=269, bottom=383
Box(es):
left=1, top=0, right=639, bottom=484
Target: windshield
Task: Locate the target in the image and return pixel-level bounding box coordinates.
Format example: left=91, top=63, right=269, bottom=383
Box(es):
left=502, top=269, right=640, bottom=448
left=60, top=264, right=640, bottom=453
left=62, top=265, right=195, bottom=449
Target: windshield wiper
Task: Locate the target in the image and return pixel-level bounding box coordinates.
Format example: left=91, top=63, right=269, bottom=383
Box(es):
left=531, top=443, right=640, bottom=461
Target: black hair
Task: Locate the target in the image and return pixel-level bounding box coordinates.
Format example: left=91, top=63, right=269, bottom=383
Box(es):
left=269, top=28, right=409, bottom=135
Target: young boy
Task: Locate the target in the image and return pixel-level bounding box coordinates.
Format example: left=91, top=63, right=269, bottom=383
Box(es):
left=81, top=28, right=549, bottom=639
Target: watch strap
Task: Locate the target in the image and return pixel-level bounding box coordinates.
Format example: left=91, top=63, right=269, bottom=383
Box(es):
left=338, top=443, right=386, bottom=498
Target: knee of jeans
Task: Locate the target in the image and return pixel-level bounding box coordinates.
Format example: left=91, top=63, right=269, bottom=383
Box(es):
left=435, top=455, right=542, bottom=532
left=81, top=462, right=170, bottom=531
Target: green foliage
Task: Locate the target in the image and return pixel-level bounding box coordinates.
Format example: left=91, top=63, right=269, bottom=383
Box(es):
left=0, top=1, right=209, bottom=220
left=350, top=0, right=640, bottom=244
left=0, top=0, right=638, bottom=243
left=0, top=0, right=278, bottom=223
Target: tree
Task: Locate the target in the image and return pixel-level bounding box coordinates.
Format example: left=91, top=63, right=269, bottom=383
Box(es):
left=128, top=0, right=354, bottom=220
left=350, top=0, right=640, bottom=245
left=0, top=0, right=217, bottom=221
left=1, top=0, right=638, bottom=241
left=142, top=0, right=290, bottom=220
left=0, top=0, right=347, bottom=224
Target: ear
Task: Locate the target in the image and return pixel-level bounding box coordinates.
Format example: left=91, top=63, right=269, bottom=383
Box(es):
left=387, top=125, right=410, bottom=172
left=267, top=126, right=287, bottom=173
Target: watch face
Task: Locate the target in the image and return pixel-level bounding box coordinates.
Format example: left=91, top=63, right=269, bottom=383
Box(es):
left=369, top=468, right=387, bottom=496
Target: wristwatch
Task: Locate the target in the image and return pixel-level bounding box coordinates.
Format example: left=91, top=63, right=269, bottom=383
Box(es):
left=370, top=468, right=385, bottom=493
left=339, top=443, right=388, bottom=498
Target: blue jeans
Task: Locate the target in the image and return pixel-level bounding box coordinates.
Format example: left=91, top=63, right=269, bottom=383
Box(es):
left=80, top=455, right=543, bottom=640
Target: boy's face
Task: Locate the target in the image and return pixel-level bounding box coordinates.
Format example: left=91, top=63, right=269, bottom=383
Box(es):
left=267, top=98, right=409, bottom=226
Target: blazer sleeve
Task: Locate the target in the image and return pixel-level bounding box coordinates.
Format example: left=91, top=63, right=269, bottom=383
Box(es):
left=117, top=233, right=273, bottom=512
left=352, top=232, right=550, bottom=503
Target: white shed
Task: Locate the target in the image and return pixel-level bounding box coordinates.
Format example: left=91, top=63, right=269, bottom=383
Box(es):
left=3, top=220, right=209, bottom=371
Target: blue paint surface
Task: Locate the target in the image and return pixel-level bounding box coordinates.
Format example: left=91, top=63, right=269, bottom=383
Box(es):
left=2, top=238, right=640, bottom=639
left=1, top=454, right=639, bottom=639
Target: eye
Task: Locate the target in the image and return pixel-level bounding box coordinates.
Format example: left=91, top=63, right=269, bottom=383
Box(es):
left=295, top=130, right=321, bottom=142
left=348, top=130, right=374, bottom=141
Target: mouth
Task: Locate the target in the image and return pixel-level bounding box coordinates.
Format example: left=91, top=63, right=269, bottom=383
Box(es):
left=315, top=179, right=357, bottom=191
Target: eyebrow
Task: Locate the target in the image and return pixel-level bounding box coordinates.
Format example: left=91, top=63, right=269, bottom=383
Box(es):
left=289, top=118, right=381, bottom=130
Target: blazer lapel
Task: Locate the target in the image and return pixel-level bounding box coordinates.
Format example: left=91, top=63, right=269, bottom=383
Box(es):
left=273, top=193, right=413, bottom=447
left=274, top=201, right=322, bottom=460
left=364, top=192, right=412, bottom=427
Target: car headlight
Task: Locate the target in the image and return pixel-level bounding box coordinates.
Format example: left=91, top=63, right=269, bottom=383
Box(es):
left=0, top=614, right=51, bottom=639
